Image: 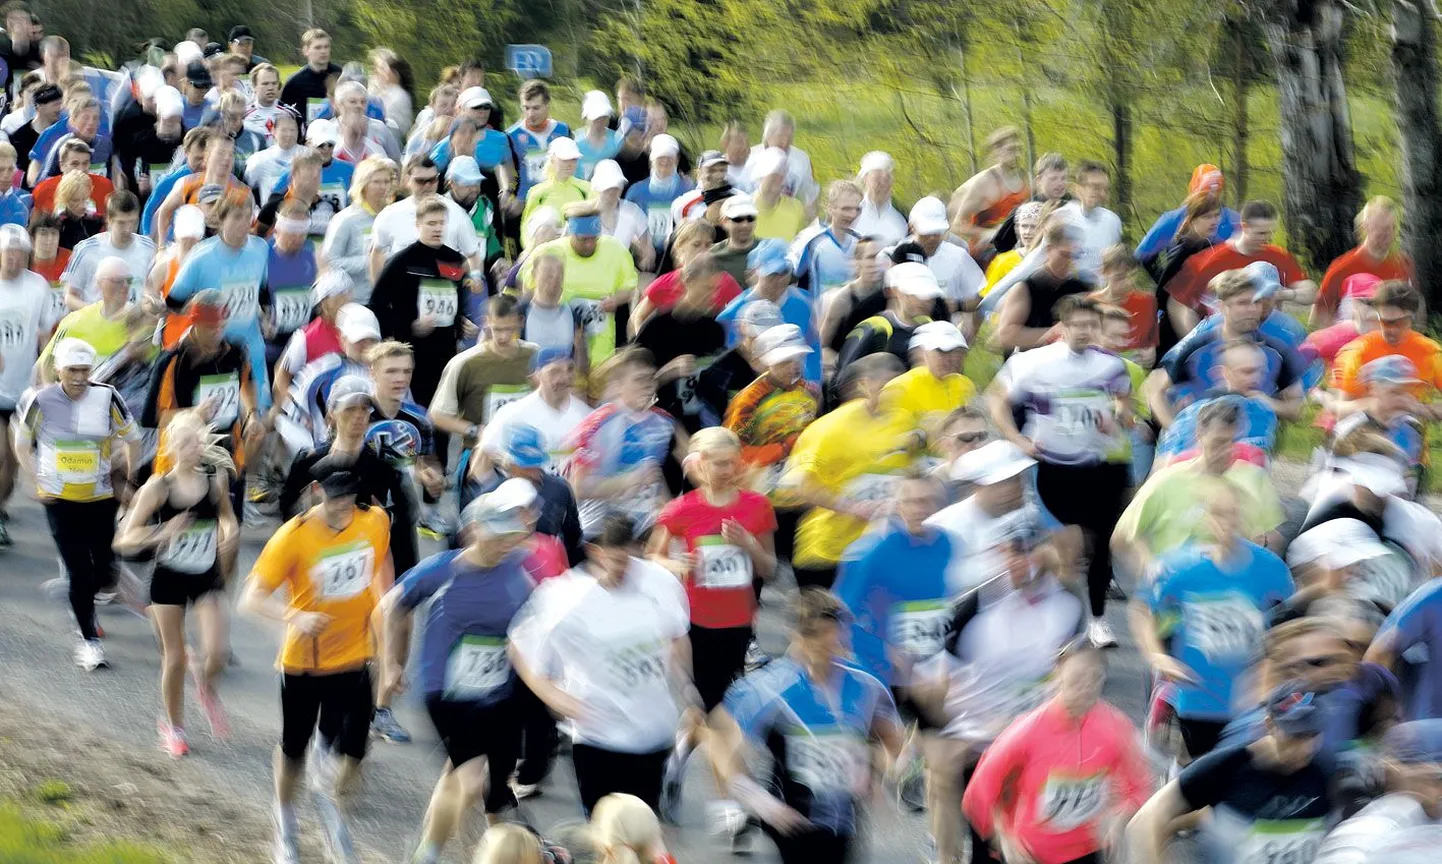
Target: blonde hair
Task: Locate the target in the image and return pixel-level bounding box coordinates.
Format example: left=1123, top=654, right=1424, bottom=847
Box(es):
left=54, top=171, right=91, bottom=211
left=164, top=409, right=238, bottom=478
left=472, top=824, right=543, bottom=864
left=670, top=219, right=713, bottom=268
left=367, top=339, right=413, bottom=365
left=301, top=28, right=330, bottom=49
left=349, top=155, right=398, bottom=204
left=688, top=426, right=740, bottom=458
left=592, top=794, right=663, bottom=864
left=1355, top=195, right=1401, bottom=244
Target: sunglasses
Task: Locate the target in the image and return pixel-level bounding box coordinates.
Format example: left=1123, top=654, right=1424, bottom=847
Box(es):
left=729, top=215, right=756, bottom=224
left=953, top=431, right=988, bottom=444
left=413, top=175, right=440, bottom=186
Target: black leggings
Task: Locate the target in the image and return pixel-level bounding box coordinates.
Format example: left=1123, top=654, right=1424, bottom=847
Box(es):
left=514, top=680, right=558, bottom=787
left=280, top=667, right=374, bottom=762
left=45, top=497, right=118, bottom=641
left=570, top=743, right=669, bottom=816
left=762, top=823, right=852, bottom=864
left=1034, top=461, right=1129, bottom=617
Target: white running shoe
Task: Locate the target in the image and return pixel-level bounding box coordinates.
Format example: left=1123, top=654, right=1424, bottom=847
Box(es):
left=74, top=639, right=107, bottom=671
left=1087, top=617, right=1119, bottom=649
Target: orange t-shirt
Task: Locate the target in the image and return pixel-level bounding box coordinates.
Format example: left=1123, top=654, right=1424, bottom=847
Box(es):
left=32, top=173, right=113, bottom=217
left=1315, top=245, right=1413, bottom=318
left=251, top=505, right=392, bottom=674
left=1333, top=329, right=1442, bottom=401
left=1091, top=288, right=1158, bottom=351
left=1167, top=243, right=1307, bottom=312
left=157, top=252, right=192, bottom=348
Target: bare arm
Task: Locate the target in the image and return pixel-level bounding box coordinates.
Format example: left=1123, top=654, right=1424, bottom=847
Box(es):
left=1167, top=298, right=1199, bottom=341
left=1143, top=368, right=1179, bottom=428
left=985, top=380, right=1032, bottom=455
left=993, top=283, right=1054, bottom=353
left=153, top=184, right=186, bottom=245
left=1126, top=781, right=1191, bottom=864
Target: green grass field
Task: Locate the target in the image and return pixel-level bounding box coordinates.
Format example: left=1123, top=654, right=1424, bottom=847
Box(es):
left=0, top=805, right=169, bottom=864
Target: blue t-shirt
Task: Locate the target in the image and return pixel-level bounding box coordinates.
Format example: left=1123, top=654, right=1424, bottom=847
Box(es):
left=575, top=129, right=623, bottom=180
left=723, top=656, right=898, bottom=833
left=37, top=129, right=114, bottom=180
left=717, top=286, right=821, bottom=383
left=791, top=225, right=860, bottom=295
left=1148, top=541, right=1293, bottom=720
left=0, top=187, right=32, bottom=228
left=833, top=521, right=957, bottom=687
left=397, top=548, right=534, bottom=703
left=1194, top=309, right=1323, bottom=390
left=181, top=99, right=212, bottom=131
left=271, top=160, right=354, bottom=214
left=168, top=235, right=272, bottom=409
left=262, top=241, right=318, bottom=340
left=1136, top=204, right=1242, bottom=258
left=1377, top=580, right=1442, bottom=721
left=430, top=129, right=512, bottom=175
left=506, top=120, right=572, bottom=200
left=624, top=176, right=694, bottom=253
left=1161, top=325, right=1306, bottom=411
left=1156, top=394, right=1279, bottom=461
left=140, top=166, right=193, bottom=237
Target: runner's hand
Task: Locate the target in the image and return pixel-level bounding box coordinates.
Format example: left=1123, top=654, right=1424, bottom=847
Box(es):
left=1149, top=654, right=1199, bottom=685
left=755, top=798, right=810, bottom=836
left=382, top=665, right=408, bottom=697
left=720, top=518, right=756, bottom=551
left=997, top=831, right=1035, bottom=864
left=460, top=317, right=479, bottom=339
left=288, top=611, right=332, bottom=637
left=599, top=293, right=623, bottom=313
left=418, top=464, right=445, bottom=497
left=412, top=315, right=436, bottom=337
left=199, top=393, right=220, bottom=422
left=663, top=551, right=697, bottom=579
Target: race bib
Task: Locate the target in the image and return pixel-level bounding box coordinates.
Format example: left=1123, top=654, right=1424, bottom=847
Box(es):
left=1184, top=595, right=1264, bottom=662
left=0, top=311, right=26, bottom=351
left=484, top=384, right=531, bottom=423
left=785, top=728, right=867, bottom=798
left=311, top=542, right=375, bottom=599
left=444, top=634, right=510, bottom=699
left=1037, top=774, right=1108, bottom=831
left=890, top=600, right=952, bottom=659
left=195, top=373, right=241, bottom=428
left=317, top=182, right=345, bottom=216
left=695, top=537, right=752, bottom=589
left=159, top=519, right=217, bottom=574
left=606, top=639, right=667, bottom=690
left=220, top=279, right=259, bottom=324
left=418, top=278, right=458, bottom=328
left=305, top=97, right=326, bottom=123
left=272, top=288, right=312, bottom=335
left=53, top=439, right=100, bottom=485
left=1042, top=391, right=1114, bottom=458
left=647, top=204, right=673, bottom=244
left=1238, top=819, right=1325, bottom=864
left=523, top=149, right=547, bottom=184
left=847, top=472, right=898, bottom=505
left=619, top=481, right=662, bottom=528
left=572, top=297, right=609, bottom=337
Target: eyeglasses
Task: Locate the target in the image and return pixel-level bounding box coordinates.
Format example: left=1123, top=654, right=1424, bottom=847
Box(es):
left=1279, top=655, right=1343, bottom=676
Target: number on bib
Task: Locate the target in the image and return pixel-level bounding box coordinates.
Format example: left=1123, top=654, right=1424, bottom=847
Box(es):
left=195, top=373, right=241, bottom=427
left=312, top=544, right=374, bottom=599
left=607, top=641, right=667, bottom=690
left=523, top=150, right=548, bottom=183
left=272, top=289, right=312, bottom=335
left=418, top=279, right=458, bottom=328
left=696, top=539, right=752, bottom=589
left=847, top=473, right=898, bottom=505
left=0, top=313, right=27, bottom=351
left=1037, top=774, right=1107, bottom=831
left=445, top=635, right=510, bottom=699
left=785, top=730, right=867, bottom=797
left=220, top=280, right=259, bottom=324
left=891, top=601, right=951, bottom=659
left=160, top=520, right=218, bottom=574
left=484, top=385, right=531, bottom=423
left=1184, top=595, right=1264, bottom=662
left=572, top=298, right=609, bottom=337
left=1238, top=819, right=1325, bottom=864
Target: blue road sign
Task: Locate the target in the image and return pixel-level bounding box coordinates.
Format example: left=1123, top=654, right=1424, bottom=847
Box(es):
left=505, top=44, right=553, bottom=78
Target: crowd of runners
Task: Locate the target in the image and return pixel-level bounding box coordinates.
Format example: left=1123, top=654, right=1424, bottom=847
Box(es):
left=5, top=5, right=1442, bottom=863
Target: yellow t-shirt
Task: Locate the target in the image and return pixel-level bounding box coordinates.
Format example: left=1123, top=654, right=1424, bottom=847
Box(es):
left=981, top=250, right=1024, bottom=297
left=784, top=399, right=915, bottom=567
left=882, top=367, right=977, bottom=448
left=39, top=304, right=136, bottom=371
left=521, top=178, right=594, bottom=247
left=250, top=505, right=392, bottom=674
left=520, top=236, right=639, bottom=368
left=1113, top=457, right=1284, bottom=564
left=755, top=194, right=808, bottom=242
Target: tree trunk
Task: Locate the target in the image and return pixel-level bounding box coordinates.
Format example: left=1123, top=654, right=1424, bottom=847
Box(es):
left=957, top=43, right=978, bottom=175
left=1011, top=21, right=1037, bottom=169
left=1231, top=21, right=1251, bottom=206
left=1391, top=0, right=1442, bottom=311
left=1261, top=0, right=1361, bottom=270
left=1110, top=96, right=1133, bottom=232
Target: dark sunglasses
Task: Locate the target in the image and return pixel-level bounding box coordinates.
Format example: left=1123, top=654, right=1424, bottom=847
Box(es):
left=729, top=215, right=756, bottom=224
left=953, top=431, right=988, bottom=444
left=413, top=175, right=440, bottom=186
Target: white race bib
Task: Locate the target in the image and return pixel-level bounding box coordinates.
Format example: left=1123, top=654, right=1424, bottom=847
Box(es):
left=1037, top=774, right=1108, bottom=831
left=418, top=278, right=458, bottom=328
left=523, top=149, right=547, bottom=183
left=696, top=538, right=752, bottom=589
left=647, top=204, right=673, bottom=243
left=220, top=279, right=259, bottom=324
left=195, top=373, right=241, bottom=428
left=785, top=729, right=867, bottom=797
left=311, top=543, right=375, bottom=599
left=305, top=98, right=326, bottom=123
left=1238, top=819, right=1325, bottom=864
left=847, top=472, right=898, bottom=505
left=445, top=635, right=510, bottom=699
left=272, top=288, right=312, bottom=335
left=606, top=640, right=668, bottom=690
left=52, top=439, right=101, bottom=485
left=1184, top=595, right=1265, bottom=662
left=484, top=384, right=531, bottom=423
left=890, top=600, right=951, bottom=659
left=159, top=520, right=217, bottom=574
left=572, top=297, right=609, bottom=337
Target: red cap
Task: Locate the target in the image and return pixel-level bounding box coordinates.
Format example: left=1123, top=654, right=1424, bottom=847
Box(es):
left=1343, top=272, right=1382, bottom=302
left=1190, top=164, right=1224, bottom=194
left=191, top=303, right=226, bottom=327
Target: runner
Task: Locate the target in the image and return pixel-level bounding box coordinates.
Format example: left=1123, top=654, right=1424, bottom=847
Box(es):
left=427, top=293, right=537, bottom=450
left=1314, top=720, right=1442, bottom=861
left=709, top=588, right=904, bottom=863
left=278, top=28, right=342, bottom=121
left=961, top=639, right=1151, bottom=864
left=379, top=492, right=535, bottom=864
left=477, top=347, right=592, bottom=472
left=993, top=220, right=1094, bottom=353
left=750, top=146, right=807, bottom=243
left=949, top=126, right=1029, bottom=255
left=364, top=339, right=441, bottom=579
left=258, top=200, right=320, bottom=368
left=15, top=337, right=141, bottom=670
left=789, top=179, right=861, bottom=295
left=852, top=151, right=907, bottom=247
left=881, top=320, right=974, bottom=452
left=0, top=224, right=55, bottom=541
left=834, top=261, right=940, bottom=378
left=519, top=136, right=591, bottom=241
left=510, top=514, right=693, bottom=815
left=239, top=454, right=393, bottom=864
left=1311, top=196, right=1413, bottom=329
left=506, top=79, right=571, bottom=210
left=368, top=155, right=483, bottom=281
left=320, top=155, right=397, bottom=304
left=270, top=271, right=354, bottom=403
left=513, top=250, right=588, bottom=365
left=114, top=409, right=239, bottom=756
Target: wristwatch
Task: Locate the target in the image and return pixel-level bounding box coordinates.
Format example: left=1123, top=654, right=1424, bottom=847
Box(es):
left=465, top=423, right=479, bottom=440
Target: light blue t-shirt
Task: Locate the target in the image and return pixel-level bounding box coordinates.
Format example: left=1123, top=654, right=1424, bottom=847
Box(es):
left=1148, top=541, right=1293, bottom=720
left=168, top=235, right=272, bottom=409
left=575, top=129, right=623, bottom=180
left=717, top=286, right=821, bottom=383
left=271, top=159, right=354, bottom=215
left=506, top=120, right=572, bottom=200
left=397, top=548, right=534, bottom=703
left=140, top=166, right=193, bottom=237
left=790, top=225, right=859, bottom=295
left=624, top=175, right=694, bottom=254
left=1156, top=394, right=1279, bottom=462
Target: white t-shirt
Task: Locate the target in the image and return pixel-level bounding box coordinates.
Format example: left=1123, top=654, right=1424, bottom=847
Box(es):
left=855, top=198, right=908, bottom=248
left=1059, top=201, right=1123, bottom=276
left=242, top=103, right=286, bottom=144
left=926, top=495, right=1056, bottom=607
left=994, top=343, right=1131, bottom=465
left=0, top=271, right=55, bottom=406
left=370, top=196, right=481, bottom=263
left=605, top=200, right=649, bottom=250
left=510, top=560, right=689, bottom=752
left=479, top=389, right=592, bottom=469
left=62, top=233, right=157, bottom=304
left=878, top=238, right=985, bottom=306
left=244, top=144, right=299, bottom=200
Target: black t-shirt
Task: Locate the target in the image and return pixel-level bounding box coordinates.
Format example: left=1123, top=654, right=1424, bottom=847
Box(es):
left=700, top=347, right=762, bottom=413
left=1298, top=498, right=1387, bottom=540
left=1177, top=743, right=1334, bottom=825
left=141, top=339, right=252, bottom=440
left=615, top=148, right=650, bottom=188
left=57, top=213, right=102, bottom=251
left=9, top=119, right=41, bottom=184
left=635, top=309, right=727, bottom=432
left=368, top=241, right=467, bottom=397
left=281, top=444, right=409, bottom=522
left=279, top=63, right=342, bottom=116
left=1019, top=268, right=1094, bottom=331
left=119, top=126, right=183, bottom=202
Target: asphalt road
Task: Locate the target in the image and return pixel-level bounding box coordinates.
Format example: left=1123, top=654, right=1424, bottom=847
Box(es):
left=0, top=493, right=1154, bottom=864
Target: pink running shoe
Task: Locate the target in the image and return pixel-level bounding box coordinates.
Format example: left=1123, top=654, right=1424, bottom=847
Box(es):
left=192, top=670, right=232, bottom=740
left=158, top=720, right=189, bottom=758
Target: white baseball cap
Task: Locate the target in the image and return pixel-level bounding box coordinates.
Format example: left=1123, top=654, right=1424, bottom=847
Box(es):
left=0, top=224, right=30, bottom=252
left=153, top=85, right=184, bottom=119
left=910, top=320, right=967, bottom=352
left=174, top=205, right=206, bottom=240
left=887, top=261, right=942, bottom=298
left=135, top=65, right=165, bottom=101
left=649, top=133, right=680, bottom=160
left=857, top=150, right=894, bottom=177
left=54, top=337, right=98, bottom=370
left=306, top=118, right=339, bottom=147
left=754, top=324, right=813, bottom=366
left=1286, top=519, right=1393, bottom=570
left=547, top=137, right=581, bottom=161
left=581, top=90, right=614, bottom=121
left=590, top=159, right=627, bottom=192
left=722, top=194, right=758, bottom=220
left=336, top=303, right=382, bottom=343
left=754, top=147, right=787, bottom=178
left=909, top=196, right=949, bottom=236
left=953, top=440, right=1036, bottom=485
left=458, top=86, right=493, bottom=109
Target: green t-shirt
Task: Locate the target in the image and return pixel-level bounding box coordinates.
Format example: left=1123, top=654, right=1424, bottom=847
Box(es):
left=1114, top=458, right=1284, bottom=562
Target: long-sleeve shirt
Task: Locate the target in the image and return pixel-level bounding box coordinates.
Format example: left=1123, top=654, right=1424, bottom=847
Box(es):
left=319, top=204, right=378, bottom=303
left=962, top=699, right=1152, bottom=864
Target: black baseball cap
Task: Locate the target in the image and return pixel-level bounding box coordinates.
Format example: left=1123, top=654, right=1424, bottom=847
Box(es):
left=228, top=25, right=254, bottom=43
left=33, top=84, right=61, bottom=105
left=202, top=42, right=224, bottom=59
left=185, top=61, right=212, bottom=88
left=311, top=455, right=365, bottom=498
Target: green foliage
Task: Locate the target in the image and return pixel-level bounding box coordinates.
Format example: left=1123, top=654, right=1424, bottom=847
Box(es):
left=0, top=805, right=168, bottom=863
left=350, top=0, right=525, bottom=86
left=30, top=782, right=71, bottom=806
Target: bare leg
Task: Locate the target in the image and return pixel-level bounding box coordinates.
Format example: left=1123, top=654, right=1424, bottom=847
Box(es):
left=151, top=604, right=187, bottom=728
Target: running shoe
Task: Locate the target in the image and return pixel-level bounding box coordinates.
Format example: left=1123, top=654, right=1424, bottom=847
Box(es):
left=74, top=639, right=107, bottom=671
left=193, top=669, right=232, bottom=740
left=157, top=720, right=189, bottom=758
left=895, top=753, right=927, bottom=813
left=0, top=516, right=12, bottom=546
left=1087, top=617, right=1119, bottom=649
left=315, top=792, right=360, bottom=864
left=718, top=808, right=757, bottom=856
left=371, top=707, right=412, bottom=743
left=658, top=749, right=687, bottom=824
left=509, top=777, right=542, bottom=800
left=273, top=804, right=301, bottom=864
left=743, top=637, right=771, bottom=673
left=94, top=591, right=118, bottom=606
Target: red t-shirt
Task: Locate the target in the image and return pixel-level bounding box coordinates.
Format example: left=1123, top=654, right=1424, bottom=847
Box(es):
left=655, top=489, right=776, bottom=629
left=1166, top=243, right=1307, bottom=312
left=1091, top=289, right=1157, bottom=350
left=32, top=173, right=113, bottom=217
left=32, top=250, right=70, bottom=287
left=521, top=535, right=568, bottom=585
left=644, top=269, right=742, bottom=314
left=1314, top=245, right=1413, bottom=317
left=1302, top=321, right=1361, bottom=370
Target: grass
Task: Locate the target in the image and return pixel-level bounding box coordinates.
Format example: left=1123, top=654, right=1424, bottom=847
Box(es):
left=0, top=805, right=170, bottom=863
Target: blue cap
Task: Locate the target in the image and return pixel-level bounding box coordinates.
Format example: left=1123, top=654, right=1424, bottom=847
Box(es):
left=1244, top=261, right=1282, bottom=300
left=748, top=240, right=792, bottom=278
left=1266, top=681, right=1325, bottom=736
left=504, top=424, right=549, bottom=469
left=530, top=346, right=572, bottom=373
left=1384, top=720, right=1442, bottom=764
left=448, top=155, right=483, bottom=186
left=567, top=213, right=602, bottom=237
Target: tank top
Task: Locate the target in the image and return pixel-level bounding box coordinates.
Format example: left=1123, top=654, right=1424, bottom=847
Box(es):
left=153, top=469, right=223, bottom=578
left=1021, top=269, right=1093, bottom=331
left=973, top=176, right=1030, bottom=229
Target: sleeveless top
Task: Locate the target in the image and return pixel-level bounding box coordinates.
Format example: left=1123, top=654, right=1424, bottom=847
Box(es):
left=973, top=178, right=1030, bottom=229
left=153, top=469, right=223, bottom=578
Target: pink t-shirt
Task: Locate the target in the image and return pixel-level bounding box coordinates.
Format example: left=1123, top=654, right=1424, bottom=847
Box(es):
left=644, top=269, right=742, bottom=314
left=1303, top=322, right=1362, bottom=370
